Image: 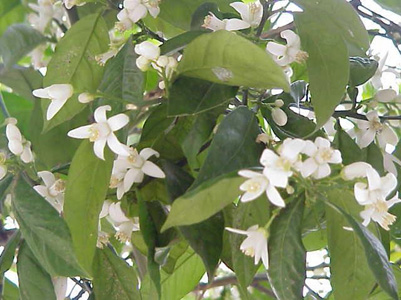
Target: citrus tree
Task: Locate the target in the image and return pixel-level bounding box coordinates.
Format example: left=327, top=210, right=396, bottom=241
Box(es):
left=0, top=0, right=401, bottom=299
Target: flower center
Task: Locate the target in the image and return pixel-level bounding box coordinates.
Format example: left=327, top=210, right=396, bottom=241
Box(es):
left=247, top=181, right=261, bottom=193
left=371, top=120, right=383, bottom=133
left=109, top=175, right=120, bottom=188
left=249, top=3, right=259, bottom=14
left=371, top=199, right=388, bottom=213
left=146, top=0, right=159, bottom=7
left=49, top=179, right=65, bottom=197
left=318, top=148, right=333, bottom=163
left=89, top=126, right=100, bottom=142
left=242, top=247, right=255, bottom=257
left=277, top=157, right=292, bottom=171
left=295, top=50, right=309, bottom=64
left=0, top=153, right=6, bottom=164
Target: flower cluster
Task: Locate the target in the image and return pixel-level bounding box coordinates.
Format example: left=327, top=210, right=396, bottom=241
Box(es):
left=116, top=0, right=161, bottom=31
left=5, top=118, right=34, bottom=164
left=134, top=41, right=178, bottom=89
left=343, top=162, right=400, bottom=230
left=239, top=137, right=342, bottom=207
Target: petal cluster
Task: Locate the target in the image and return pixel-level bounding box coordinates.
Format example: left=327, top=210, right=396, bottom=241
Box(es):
left=117, top=0, right=160, bottom=31
left=33, top=171, right=66, bottom=213
left=5, top=118, right=34, bottom=163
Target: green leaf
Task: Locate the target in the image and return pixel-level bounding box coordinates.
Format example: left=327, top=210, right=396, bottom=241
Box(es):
left=178, top=30, right=289, bottom=90
left=98, top=37, right=144, bottom=107
left=0, top=0, right=25, bottom=36
left=0, top=24, right=46, bottom=69
left=190, top=2, right=220, bottom=30
left=161, top=174, right=244, bottom=230
left=2, top=277, right=20, bottom=300
left=229, top=197, right=270, bottom=289
left=160, top=248, right=205, bottom=300
left=268, top=196, right=306, bottom=300
left=12, top=177, right=87, bottom=277
left=193, top=107, right=263, bottom=187
left=17, top=242, right=57, bottom=300
left=293, top=0, right=370, bottom=55
left=43, top=12, right=109, bottom=131
left=368, top=266, right=401, bottom=299
left=326, top=189, right=376, bottom=300
left=92, top=247, right=140, bottom=300
left=0, top=92, right=34, bottom=135
left=64, top=140, right=113, bottom=275
left=327, top=196, right=398, bottom=300
left=0, top=65, right=43, bottom=101
left=0, top=230, right=20, bottom=277
left=349, top=57, right=379, bottom=87
left=168, top=76, right=237, bottom=116
left=294, top=11, right=349, bottom=127
left=160, top=31, right=205, bottom=55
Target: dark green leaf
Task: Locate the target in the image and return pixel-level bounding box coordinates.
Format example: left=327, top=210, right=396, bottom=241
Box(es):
left=349, top=57, right=379, bottom=87
left=0, top=230, right=20, bottom=277
left=193, top=107, right=263, bottom=187
left=93, top=247, right=140, bottom=300
left=327, top=200, right=399, bottom=300
left=168, top=76, right=237, bottom=116
left=178, top=30, right=289, bottom=90
left=99, top=37, right=144, bottom=108
left=2, top=277, right=20, bottom=300
left=190, top=3, right=220, bottom=30
left=326, top=190, right=376, bottom=300
left=17, top=242, right=57, bottom=300
left=12, top=177, right=87, bottom=277
left=43, top=13, right=109, bottom=131
left=0, top=24, right=45, bottom=69
left=160, top=31, right=206, bottom=55
left=0, top=0, right=25, bottom=36
left=268, top=196, right=306, bottom=300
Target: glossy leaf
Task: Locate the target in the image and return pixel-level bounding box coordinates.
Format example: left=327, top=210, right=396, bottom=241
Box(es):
left=98, top=37, right=144, bottom=107
left=194, top=107, right=264, bottom=187
left=0, top=230, right=20, bottom=277
left=178, top=30, right=289, bottom=90
left=2, top=277, right=20, bottom=300
left=93, top=247, right=140, bottom=300
left=43, top=13, right=109, bottom=131
left=160, top=31, right=205, bottom=55
left=0, top=24, right=45, bottom=68
left=229, top=196, right=270, bottom=289
left=64, top=140, right=113, bottom=275
left=294, top=11, right=349, bottom=127
left=327, top=196, right=398, bottom=300
left=162, top=174, right=244, bottom=230
left=12, top=177, right=87, bottom=277
left=168, top=76, right=237, bottom=116
left=268, top=196, right=306, bottom=300
left=0, top=0, right=25, bottom=35
left=349, top=57, right=379, bottom=87
left=326, top=190, right=376, bottom=300
left=17, top=242, right=57, bottom=300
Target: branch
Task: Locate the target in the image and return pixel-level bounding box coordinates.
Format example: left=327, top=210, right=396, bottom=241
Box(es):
left=260, top=22, right=294, bottom=39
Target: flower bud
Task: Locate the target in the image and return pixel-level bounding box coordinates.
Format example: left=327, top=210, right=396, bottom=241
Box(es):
left=272, top=107, right=288, bottom=126
left=341, top=162, right=372, bottom=180
left=274, top=99, right=284, bottom=108
left=375, top=89, right=397, bottom=103
left=78, top=92, right=95, bottom=103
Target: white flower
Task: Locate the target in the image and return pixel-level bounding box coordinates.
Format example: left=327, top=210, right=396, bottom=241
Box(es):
left=28, top=0, right=62, bottom=33
left=383, top=152, right=401, bottom=177
left=112, top=147, right=165, bottom=198
left=354, top=167, right=400, bottom=230
left=300, top=137, right=342, bottom=179
left=134, top=41, right=161, bottom=71
left=33, top=84, right=74, bottom=120
left=226, top=225, right=269, bottom=269
left=109, top=171, right=126, bottom=200
left=369, top=53, right=399, bottom=89
left=52, top=277, right=67, bottom=300
left=256, top=133, right=270, bottom=144
left=67, top=105, right=130, bottom=160
left=63, top=0, right=86, bottom=9
left=238, top=170, right=285, bottom=207
left=356, top=110, right=398, bottom=149
left=95, top=48, right=119, bottom=66
left=266, top=30, right=308, bottom=66
left=78, top=92, right=95, bottom=103
left=33, top=171, right=65, bottom=213
left=230, top=0, right=263, bottom=28
left=342, top=162, right=373, bottom=180
left=260, top=139, right=305, bottom=188
left=117, top=0, right=160, bottom=28
left=0, top=153, right=7, bottom=181
left=202, top=13, right=250, bottom=32
left=29, top=44, right=48, bottom=70
left=101, top=201, right=139, bottom=242
left=5, top=118, right=34, bottom=163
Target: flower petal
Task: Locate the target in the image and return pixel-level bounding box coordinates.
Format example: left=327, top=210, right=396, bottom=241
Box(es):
left=124, top=168, right=144, bottom=191
left=266, top=42, right=287, bottom=56
left=139, top=148, right=160, bottom=160
left=238, top=169, right=262, bottom=179
left=47, top=98, right=67, bottom=120
left=380, top=173, right=397, bottom=198
left=225, top=18, right=250, bottom=31
left=142, top=161, right=165, bottom=178
left=359, top=129, right=376, bottom=148
left=300, top=157, right=318, bottom=178
left=38, top=171, right=56, bottom=187
left=366, top=167, right=381, bottom=191
left=47, top=84, right=73, bottom=102
left=265, top=184, right=285, bottom=207
left=129, top=4, right=148, bottom=23
left=260, top=149, right=278, bottom=167
left=93, top=138, right=107, bottom=160
left=107, top=113, right=129, bottom=132
left=67, top=125, right=92, bottom=139
left=107, top=134, right=130, bottom=156
left=32, top=88, right=50, bottom=99
left=313, top=163, right=331, bottom=179
left=94, top=105, right=111, bottom=123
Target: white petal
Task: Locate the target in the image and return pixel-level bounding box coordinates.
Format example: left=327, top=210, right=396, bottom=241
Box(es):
left=134, top=41, right=160, bottom=61
left=259, top=149, right=278, bottom=167
left=225, top=227, right=248, bottom=235
left=314, top=137, right=330, bottom=149
left=281, top=30, right=300, bottom=48
left=265, top=184, right=285, bottom=207
left=238, top=169, right=262, bottom=179
left=380, top=173, right=397, bottom=197
left=272, top=108, right=287, bottom=126
left=225, top=18, right=250, bottom=31
left=38, top=171, right=56, bottom=187
left=302, top=140, right=317, bottom=157
left=124, top=168, right=144, bottom=191
left=0, top=165, right=7, bottom=180
left=33, top=185, right=48, bottom=198
left=230, top=2, right=248, bottom=19
left=300, top=157, right=318, bottom=178
left=108, top=202, right=130, bottom=224
left=67, top=125, right=92, bottom=139
left=93, top=138, right=107, bottom=160
left=313, top=163, right=331, bottom=179
left=107, top=134, right=130, bottom=156
left=375, top=89, right=397, bottom=103
left=141, top=161, right=165, bottom=178
left=8, top=140, right=23, bottom=156
left=359, top=129, right=376, bottom=148
left=20, top=145, right=34, bottom=163
left=342, top=162, right=372, bottom=180
left=381, top=126, right=398, bottom=146
left=266, top=42, right=287, bottom=56
left=6, top=124, right=22, bottom=142
left=139, top=148, right=160, bottom=160
left=47, top=98, right=67, bottom=120
left=366, top=167, right=381, bottom=190
left=129, top=4, right=148, bottom=23
left=52, top=277, right=68, bottom=300
left=94, top=105, right=111, bottom=123
left=107, top=114, right=129, bottom=132
left=32, top=88, right=50, bottom=99
left=47, top=84, right=73, bottom=102
left=263, top=168, right=289, bottom=188
left=354, top=182, right=370, bottom=205
left=328, top=150, right=342, bottom=164
left=99, top=200, right=112, bottom=218
left=366, top=110, right=379, bottom=122
left=147, top=5, right=160, bottom=18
